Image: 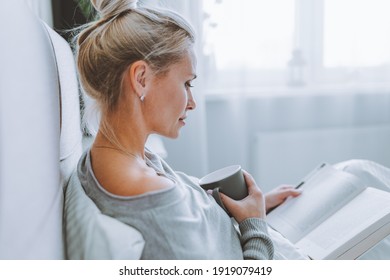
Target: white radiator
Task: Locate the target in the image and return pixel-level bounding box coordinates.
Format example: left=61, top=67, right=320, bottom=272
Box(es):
left=252, top=124, right=390, bottom=192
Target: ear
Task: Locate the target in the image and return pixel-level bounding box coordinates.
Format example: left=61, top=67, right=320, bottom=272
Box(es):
left=128, top=60, right=149, bottom=99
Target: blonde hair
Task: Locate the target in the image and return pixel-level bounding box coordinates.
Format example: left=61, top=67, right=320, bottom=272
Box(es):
left=74, top=0, right=195, bottom=144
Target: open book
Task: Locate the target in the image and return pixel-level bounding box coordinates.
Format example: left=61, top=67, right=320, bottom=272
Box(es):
left=266, top=163, right=390, bottom=260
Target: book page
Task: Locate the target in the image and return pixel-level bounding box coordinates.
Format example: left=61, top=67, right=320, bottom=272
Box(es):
left=295, top=187, right=390, bottom=259
left=267, top=164, right=364, bottom=243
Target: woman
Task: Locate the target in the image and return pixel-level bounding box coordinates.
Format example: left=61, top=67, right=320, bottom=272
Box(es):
left=76, top=0, right=301, bottom=259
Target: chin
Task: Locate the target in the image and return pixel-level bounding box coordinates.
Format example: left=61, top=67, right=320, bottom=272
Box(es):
left=160, top=130, right=180, bottom=139
left=171, top=128, right=183, bottom=139
left=170, top=132, right=180, bottom=139
left=156, top=125, right=182, bottom=139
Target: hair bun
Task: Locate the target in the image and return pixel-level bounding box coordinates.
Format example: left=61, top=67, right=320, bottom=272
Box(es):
left=91, top=0, right=138, bottom=19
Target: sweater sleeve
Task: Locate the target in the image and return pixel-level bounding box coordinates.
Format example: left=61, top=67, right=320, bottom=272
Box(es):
left=238, top=218, right=274, bottom=260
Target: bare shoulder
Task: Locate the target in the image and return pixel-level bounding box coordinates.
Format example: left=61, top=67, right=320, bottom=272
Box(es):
left=91, top=151, right=174, bottom=196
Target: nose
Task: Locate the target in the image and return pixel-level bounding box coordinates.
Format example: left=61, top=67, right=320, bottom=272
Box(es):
left=186, top=91, right=196, bottom=111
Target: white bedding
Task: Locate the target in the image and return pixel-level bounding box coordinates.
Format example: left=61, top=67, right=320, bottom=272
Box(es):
left=269, top=227, right=309, bottom=259
left=272, top=159, right=390, bottom=260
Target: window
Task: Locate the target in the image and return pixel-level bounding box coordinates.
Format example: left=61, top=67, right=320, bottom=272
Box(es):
left=201, top=0, right=390, bottom=93
left=203, top=0, right=294, bottom=70
left=202, top=0, right=295, bottom=90
left=324, top=0, right=390, bottom=68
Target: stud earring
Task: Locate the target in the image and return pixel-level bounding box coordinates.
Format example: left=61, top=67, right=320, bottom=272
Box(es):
left=140, top=95, right=145, bottom=102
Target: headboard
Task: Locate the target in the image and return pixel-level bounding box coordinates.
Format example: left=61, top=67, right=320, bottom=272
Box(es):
left=0, top=0, right=63, bottom=259
left=0, top=0, right=144, bottom=260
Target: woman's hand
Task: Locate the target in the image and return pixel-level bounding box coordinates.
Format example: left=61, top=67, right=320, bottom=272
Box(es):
left=265, top=185, right=302, bottom=213
left=219, top=170, right=266, bottom=223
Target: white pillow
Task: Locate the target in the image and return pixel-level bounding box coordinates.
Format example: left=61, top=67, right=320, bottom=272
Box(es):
left=64, top=171, right=145, bottom=259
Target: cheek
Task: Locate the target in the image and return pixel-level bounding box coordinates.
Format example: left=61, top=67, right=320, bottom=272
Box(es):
left=177, top=94, right=187, bottom=109
left=176, top=89, right=188, bottom=108
left=165, top=88, right=186, bottom=111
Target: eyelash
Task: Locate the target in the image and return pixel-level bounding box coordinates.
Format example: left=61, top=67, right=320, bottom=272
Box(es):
left=185, top=82, right=194, bottom=88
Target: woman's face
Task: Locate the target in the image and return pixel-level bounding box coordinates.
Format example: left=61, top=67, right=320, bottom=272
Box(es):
left=145, top=48, right=197, bottom=138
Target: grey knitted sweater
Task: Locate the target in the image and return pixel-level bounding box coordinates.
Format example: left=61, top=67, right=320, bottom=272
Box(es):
left=77, top=148, right=274, bottom=260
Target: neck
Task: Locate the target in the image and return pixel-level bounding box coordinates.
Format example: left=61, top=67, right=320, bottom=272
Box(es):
left=93, top=144, right=143, bottom=161
left=94, top=112, right=149, bottom=160
left=94, top=85, right=151, bottom=158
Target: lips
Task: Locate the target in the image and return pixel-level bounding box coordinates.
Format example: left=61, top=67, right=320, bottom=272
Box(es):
left=179, top=115, right=187, bottom=126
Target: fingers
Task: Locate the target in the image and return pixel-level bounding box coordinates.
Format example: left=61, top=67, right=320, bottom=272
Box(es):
left=242, top=170, right=260, bottom=194
left=242, top=170, right=265, bottom=201
left=216, top=172, right=303, bottom=223
left=219, top=191, right=265, bottom=222
left=217, top=170, right=266, bottom=223
left=287, top=189, right=302, bottom=197
left=274, top=184, right=302, bottom=196
left=278, top=184, right=295, bottom=190
left=282, top=188, right=302, bottom=197
left=219, top=192, right=236, bottom=211
left=218, top=192, right=239, bottom=219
